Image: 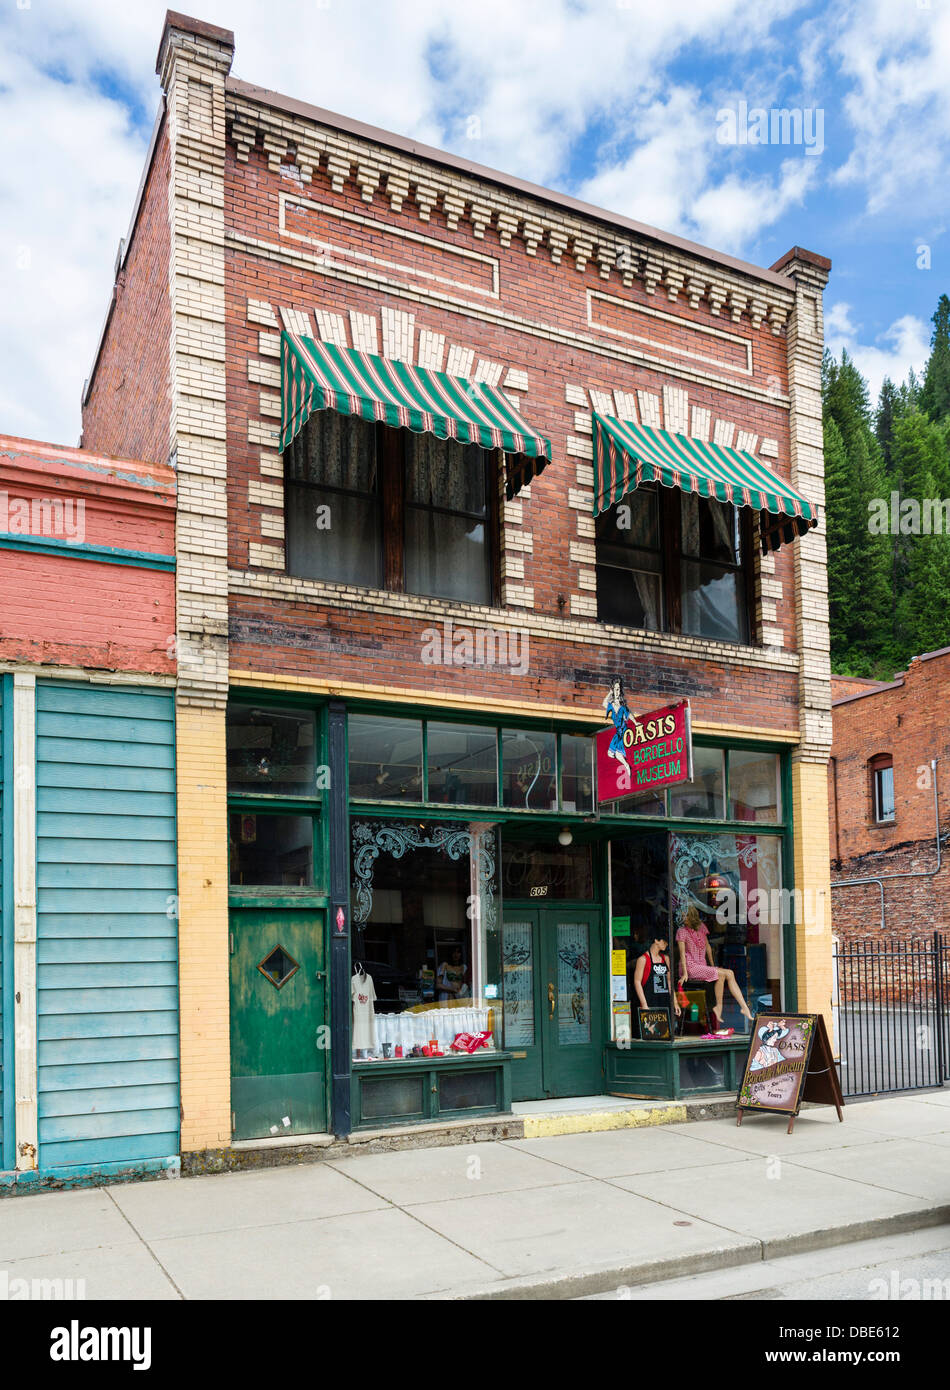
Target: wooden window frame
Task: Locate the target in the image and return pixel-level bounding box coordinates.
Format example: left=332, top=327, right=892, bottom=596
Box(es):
left=595, top=487, right=757, bottom=644
left=868, top=754, right=895, bottom=825
left=285, top=414, right=499, bottom=606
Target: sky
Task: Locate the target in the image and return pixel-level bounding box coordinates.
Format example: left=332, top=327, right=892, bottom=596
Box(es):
left=1, top=0, right=948, bottom=447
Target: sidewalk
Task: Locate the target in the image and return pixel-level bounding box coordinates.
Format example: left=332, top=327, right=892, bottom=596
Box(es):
left=2, top=1091, right=949, bottom=1300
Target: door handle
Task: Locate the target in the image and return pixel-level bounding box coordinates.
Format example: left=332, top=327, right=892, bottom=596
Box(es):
left=548, top=982, right=556, bottom=1019
left=314, top=970, right=327, bottom=980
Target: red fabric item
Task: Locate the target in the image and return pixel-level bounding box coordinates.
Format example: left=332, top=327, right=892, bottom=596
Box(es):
left=450, top=1030, right=492, bottom=1054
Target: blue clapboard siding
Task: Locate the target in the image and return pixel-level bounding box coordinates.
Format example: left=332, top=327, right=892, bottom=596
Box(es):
left=0, top=681, right=7, bottom=1170
left=35, top=682, right=179, bottom=1170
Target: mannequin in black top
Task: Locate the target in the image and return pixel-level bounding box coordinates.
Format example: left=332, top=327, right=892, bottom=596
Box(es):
left=633, top=931, right=681, bottom=1035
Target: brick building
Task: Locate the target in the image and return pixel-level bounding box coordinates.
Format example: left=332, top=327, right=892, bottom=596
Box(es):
left=80, top=11, right=833, bottom=1158
left=0, top=435, right=177, bottom=1188
left=829, top=649, right=950, bottom=942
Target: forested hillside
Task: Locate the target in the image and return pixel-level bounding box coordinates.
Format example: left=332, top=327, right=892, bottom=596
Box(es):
left=823, top=293, right=950, bottom=678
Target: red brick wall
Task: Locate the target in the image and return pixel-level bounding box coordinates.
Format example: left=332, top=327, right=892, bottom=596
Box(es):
left=222, top=139, right=801, bottom=729
left=0, top=436, right=176, bottom=676
left=830, top=650, right=950, bottom=941
left=81, top=123, right=172, bottom=467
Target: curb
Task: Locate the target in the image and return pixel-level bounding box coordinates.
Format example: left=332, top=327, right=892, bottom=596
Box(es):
left=432, top=1204, right=950, bottom=1300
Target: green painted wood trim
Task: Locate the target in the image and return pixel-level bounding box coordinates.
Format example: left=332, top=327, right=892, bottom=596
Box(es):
left=0, top=534, right=175, bottom=570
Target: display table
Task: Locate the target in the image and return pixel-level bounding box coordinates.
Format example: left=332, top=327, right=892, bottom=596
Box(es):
left=605, top=1037, right=749, bottom=1100
left=351, top=1051, right=512, bottom=1130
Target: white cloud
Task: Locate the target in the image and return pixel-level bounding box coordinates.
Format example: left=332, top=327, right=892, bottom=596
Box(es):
left=0, top=0, right=945, bottom=447
left=830, top=0, right=950, bottom=216
left=578, top=90, right=817, bottom=256
left=825, top=311, right=931, bottom=402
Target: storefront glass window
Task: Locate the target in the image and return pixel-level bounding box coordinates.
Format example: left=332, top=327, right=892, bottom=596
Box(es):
left=501, top=838, right=594, bottom=900
left=226, top=705, right=316, bottom=796
left=614, top=787, right=667, bottom=817
left=350, top=821, right=500, bottom=1058
left=348, top=715, right=423, bottom=801
left=668, top=746, right=724, bottom=819
left=560, top=734, right=594, bottom=813
left=729, top=749, right=781, bottom=822
left=669, top=830, right=784, bottom=1026
left=608, top=829, right=785, bottom=1041
left=228, top=813, right=314, bottom=886
left=501, top=729, right=557, bottom=810
left=427, top=723, right=498, bottom=805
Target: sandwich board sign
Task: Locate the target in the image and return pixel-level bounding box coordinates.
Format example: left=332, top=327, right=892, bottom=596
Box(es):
left=736, top=1013, right=843, bottom=1134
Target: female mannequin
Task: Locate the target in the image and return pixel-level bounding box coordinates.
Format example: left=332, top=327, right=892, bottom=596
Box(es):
left=633, top=931, right=681, bottom=1034
left=675, top=904, right=753, bottom=1028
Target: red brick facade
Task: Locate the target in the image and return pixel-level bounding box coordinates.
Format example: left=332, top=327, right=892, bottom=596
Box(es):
left=81, top=125, right=172, bottom=467
left=829, top=650, right=950, bottom=942
left=217, top=111, right=802, bottom=729
left=0, top=435, right=176, bottom=675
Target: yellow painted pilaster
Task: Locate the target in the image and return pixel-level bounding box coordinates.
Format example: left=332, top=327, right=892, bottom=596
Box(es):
left=791, top=758, right=833, bottom=1031
left=176, top=702, right=231, bottom=1150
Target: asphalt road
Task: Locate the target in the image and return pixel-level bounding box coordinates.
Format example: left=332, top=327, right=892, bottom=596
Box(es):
left=581, top=1225, right=950, bottom=1299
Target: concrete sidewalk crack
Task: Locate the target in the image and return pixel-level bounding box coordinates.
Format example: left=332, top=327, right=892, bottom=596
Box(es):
left=103, top=1184, right=186, bottom=1300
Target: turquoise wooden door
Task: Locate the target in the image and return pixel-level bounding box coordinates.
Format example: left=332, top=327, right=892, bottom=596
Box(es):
left=229, top=907, right=328, bottom=1139
left=503, top=907, right=605, bottom=1100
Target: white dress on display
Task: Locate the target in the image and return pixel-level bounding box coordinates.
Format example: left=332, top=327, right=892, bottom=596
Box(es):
left=351, top=970, right=377, bottom=1052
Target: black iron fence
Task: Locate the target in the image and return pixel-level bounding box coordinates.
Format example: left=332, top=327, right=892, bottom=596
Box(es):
left=832, top=933, right=949, bottom=1097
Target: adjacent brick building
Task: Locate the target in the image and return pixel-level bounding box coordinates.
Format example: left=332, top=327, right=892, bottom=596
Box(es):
left=80, top=12, right=834, bottom=1155
left=0, top=435, right=177, bottom=1188
left=830, top=649, right=950, bottom=942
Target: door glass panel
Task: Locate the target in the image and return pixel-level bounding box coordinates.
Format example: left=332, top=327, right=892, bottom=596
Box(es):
left=502, top=921, right=535, bottom=1048
left=556, top=921, right=591, bottom=1045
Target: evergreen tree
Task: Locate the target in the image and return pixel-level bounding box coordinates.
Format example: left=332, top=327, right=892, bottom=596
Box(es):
left=919, top=294, right=950, bottom=423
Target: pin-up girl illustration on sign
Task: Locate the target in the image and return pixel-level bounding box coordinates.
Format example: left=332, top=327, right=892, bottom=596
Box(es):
left=602, top=677, right=632, bottom=777
left=750, top=1019, right=790, bottom=1071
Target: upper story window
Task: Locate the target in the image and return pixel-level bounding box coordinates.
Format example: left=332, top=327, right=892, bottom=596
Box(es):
left=285, top=410, right=495, bottom=605
left=595, top=486, right=753, bottom=644
left=869, top=754, right=895, bottom=823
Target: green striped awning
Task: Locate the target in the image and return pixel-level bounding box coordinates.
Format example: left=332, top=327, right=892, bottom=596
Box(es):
left=592, top=412, right=818, bottom=552
left=281, top=331, right=552, bottom=498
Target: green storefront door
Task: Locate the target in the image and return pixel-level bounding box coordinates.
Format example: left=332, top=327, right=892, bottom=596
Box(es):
left=502, top=907, right=605, bottom=1100
left=230, top=907, right=328, bottom=1139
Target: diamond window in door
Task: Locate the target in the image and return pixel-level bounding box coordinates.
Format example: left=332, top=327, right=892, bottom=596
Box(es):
left=258, top=944, right=300, bottom=989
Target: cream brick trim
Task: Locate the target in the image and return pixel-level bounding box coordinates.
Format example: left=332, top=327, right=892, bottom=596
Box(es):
left=248, top=542, right=285, bottom=568
left=713, top=419, right=736, bottom=448
left=228, top=568, right=801, bottom=673
left=248, top=357, right=280, bottom=389
left=226, top=93, right=795, bottom=337
left=225, top=229, right=791, bottom=410
left=690, top=406, right=711, bottom=441
left=637, top=391, right=661, bottom=428
left=315, top=308, right=348, bottom=346
left=349, top=310, right=378, bottom=354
